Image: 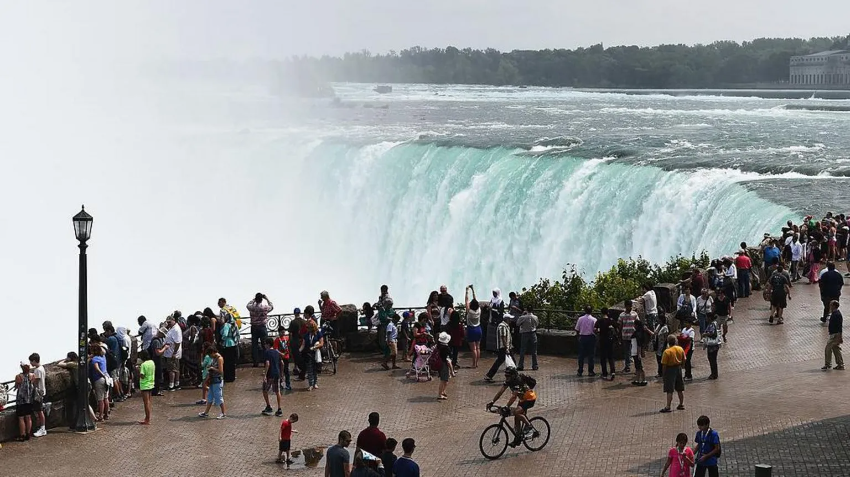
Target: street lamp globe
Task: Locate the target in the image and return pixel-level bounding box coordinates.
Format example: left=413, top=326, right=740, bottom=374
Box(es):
left=72, top=205, right=93, bottom=242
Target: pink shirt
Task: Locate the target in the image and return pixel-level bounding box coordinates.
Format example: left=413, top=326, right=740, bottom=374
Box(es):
left=575, top=314, right=597, bottom=336
left=668, top=447, right=694, bottom=477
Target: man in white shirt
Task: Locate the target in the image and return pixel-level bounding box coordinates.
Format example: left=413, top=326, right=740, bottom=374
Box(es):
left=640, top=284, right=658, bottom=329
left=516, top=307, right=540, bottom=371
left=30, top=353, right=47, bottom=437
left=790, top=235, right=803, bottom=281
left=163, top=315, right=183, bottom=391
left=138, top=315, right=154, bottom=353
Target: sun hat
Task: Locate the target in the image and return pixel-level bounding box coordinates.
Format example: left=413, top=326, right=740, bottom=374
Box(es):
left=20, top=361, right=30, bottom=368
left=438, top=332, right=451, bottom=345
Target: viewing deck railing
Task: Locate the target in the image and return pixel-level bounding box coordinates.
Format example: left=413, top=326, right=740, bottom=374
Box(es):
left=257, top=306, right=581, bottom=335
left=0, top=306, right=580, bottom=408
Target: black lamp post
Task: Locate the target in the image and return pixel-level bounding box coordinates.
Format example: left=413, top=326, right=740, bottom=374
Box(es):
left=72, top=205, right=96, bottom=432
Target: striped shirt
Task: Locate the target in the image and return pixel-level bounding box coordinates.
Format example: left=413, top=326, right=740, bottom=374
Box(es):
left=247, top=299, right=274, bottom=327
left=496, top=321, right=512, bottom=350
left=620, top=311, right=637, bottom=340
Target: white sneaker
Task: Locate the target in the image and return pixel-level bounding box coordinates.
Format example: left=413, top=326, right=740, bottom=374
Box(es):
left=216, top=414, right=226, bottom=420
left=33, top=427, right=47, bottom=437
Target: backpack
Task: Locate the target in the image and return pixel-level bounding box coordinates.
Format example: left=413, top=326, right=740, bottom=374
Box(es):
left=770, top=273, right=787, bottom=290
left=106, top=348, right=117, bottom=372
left=523, top=374, right=537, bottom=389
left=228, top=321, right=241, bottom=343
left=223, top=305, right=242, bottom=329
left=675, top=298, right=693, bottom=321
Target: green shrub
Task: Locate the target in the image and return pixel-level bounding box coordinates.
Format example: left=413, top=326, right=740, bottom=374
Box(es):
left=519, top=252, right=711, bottom=321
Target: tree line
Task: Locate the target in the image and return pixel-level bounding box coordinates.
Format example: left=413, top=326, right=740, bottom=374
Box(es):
left=281, top=35, right=850, bottom=89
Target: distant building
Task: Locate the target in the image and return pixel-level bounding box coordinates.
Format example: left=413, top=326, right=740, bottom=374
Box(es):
left=789, top=50, right=850, bottom=87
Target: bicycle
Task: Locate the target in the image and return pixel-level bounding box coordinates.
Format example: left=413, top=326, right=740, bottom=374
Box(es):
left=319, top=322, right=339, bottom=375
left=479, top=405, right=551, bottom=460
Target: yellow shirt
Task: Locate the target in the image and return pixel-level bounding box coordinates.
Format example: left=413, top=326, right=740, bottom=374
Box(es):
left=661, top=345, right=685, bottom=366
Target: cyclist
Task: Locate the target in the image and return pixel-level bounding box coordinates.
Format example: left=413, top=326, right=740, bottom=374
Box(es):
left=487, top=366, right=537, bottom=447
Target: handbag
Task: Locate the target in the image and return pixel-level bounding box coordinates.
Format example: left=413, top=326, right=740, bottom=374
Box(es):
left=703, top=336, right=721, bottom=348
left=504, top=354, right=516, bottom=369
left=314, top=348, right=322, bottom=363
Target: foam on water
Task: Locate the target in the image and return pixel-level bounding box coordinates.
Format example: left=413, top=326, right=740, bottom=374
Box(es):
left=286, top=140, right=797, bottom=304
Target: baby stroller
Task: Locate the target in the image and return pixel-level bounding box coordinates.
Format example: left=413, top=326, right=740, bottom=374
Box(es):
left=408, top=344, right=434, bottom=382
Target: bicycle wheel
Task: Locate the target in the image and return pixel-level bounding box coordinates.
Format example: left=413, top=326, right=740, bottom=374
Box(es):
left=522, top=416, right=551, bottom=451
left=329, top=344, right=338, bottom=374
left=479, top=424, right=509, bottom=460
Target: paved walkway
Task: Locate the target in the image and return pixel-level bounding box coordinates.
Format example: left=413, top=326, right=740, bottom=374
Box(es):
left=4, top=282, right=850, bottom=476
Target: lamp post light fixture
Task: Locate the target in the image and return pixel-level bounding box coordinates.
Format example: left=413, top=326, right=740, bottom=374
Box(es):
left=72, top=205, right=96, bottom=432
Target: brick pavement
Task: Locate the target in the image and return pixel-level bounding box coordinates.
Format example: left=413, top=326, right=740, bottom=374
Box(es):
left=3, top=282, right=850, bottom=476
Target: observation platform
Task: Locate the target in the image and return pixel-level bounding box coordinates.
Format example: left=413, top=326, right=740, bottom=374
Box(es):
left=3, top=282, right=850, bottom=476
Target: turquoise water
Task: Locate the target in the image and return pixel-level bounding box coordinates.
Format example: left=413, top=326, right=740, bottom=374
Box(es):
left=288, top=139, right=795, bottom=299
left=5, top=82, right=842, bottom=378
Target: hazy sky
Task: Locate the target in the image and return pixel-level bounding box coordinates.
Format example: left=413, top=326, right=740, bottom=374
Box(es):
left=2, top=1, right=849, bottom=60
left=0, top=0, right=848, bottom=376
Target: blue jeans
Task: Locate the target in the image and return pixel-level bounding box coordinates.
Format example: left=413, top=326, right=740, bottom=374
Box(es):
left=697, top=312, right=707, bottom=335
left=622, top=340, right=632, bottom=370
left=207, top=381, right=224, bottom=406
left=578, top=335, right=596, bottom=373
left=519, top=332, right=538, bottom=370
left=251, top=325, right=267, bottom=366
left=281, top=358, right=291, bottom=389
left=306, top=357, right=318, bottom=387
left=738, top=268, right=751, bottom=297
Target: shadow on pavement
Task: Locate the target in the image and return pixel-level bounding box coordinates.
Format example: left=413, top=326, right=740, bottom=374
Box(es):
left=628, top=414, right=850, bottom=476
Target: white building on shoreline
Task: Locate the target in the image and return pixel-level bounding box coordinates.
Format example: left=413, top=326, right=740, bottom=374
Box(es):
left=789, top=50, right=850, bottom=87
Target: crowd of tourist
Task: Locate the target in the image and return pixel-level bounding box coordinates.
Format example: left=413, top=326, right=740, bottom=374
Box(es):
left=10, top=212, right=849, bottom=476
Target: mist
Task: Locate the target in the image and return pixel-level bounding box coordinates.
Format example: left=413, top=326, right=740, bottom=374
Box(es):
left=0, top=0, right=844, bottom=378
left=0, top=3, right=323, bottom=379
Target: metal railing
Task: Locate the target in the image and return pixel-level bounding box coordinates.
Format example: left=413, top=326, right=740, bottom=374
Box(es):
left=1, top=379, right=17, bottom=408
left=244, top=305, right=582, bottom=334
left=0, top=305, right=582, bottom=411
left=245, top=304, right=584, bottom=335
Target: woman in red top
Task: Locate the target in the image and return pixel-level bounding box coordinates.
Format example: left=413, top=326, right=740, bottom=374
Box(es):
left=446, top=309, right=465, bottom=368
left=200, top=317, right=216, bottom=346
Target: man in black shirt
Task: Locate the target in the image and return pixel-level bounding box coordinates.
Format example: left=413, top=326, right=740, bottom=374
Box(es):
left=436, top=285, right=454, bottom=334
left=819, top=262, right=845, bottom=323
left=289, top=308, right=306, bottom=380
left=594, top=308, right=617, bottom=380
left=823, top=300, right=844, bottom=370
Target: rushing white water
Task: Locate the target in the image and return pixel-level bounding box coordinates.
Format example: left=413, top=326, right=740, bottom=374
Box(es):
left=290, top=140, right=796, bottom=301
left=0, top=81, right=818, bottom=379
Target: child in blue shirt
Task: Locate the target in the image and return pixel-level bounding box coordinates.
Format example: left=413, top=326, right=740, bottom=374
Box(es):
left=693, top=415, right=721, bottom=477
